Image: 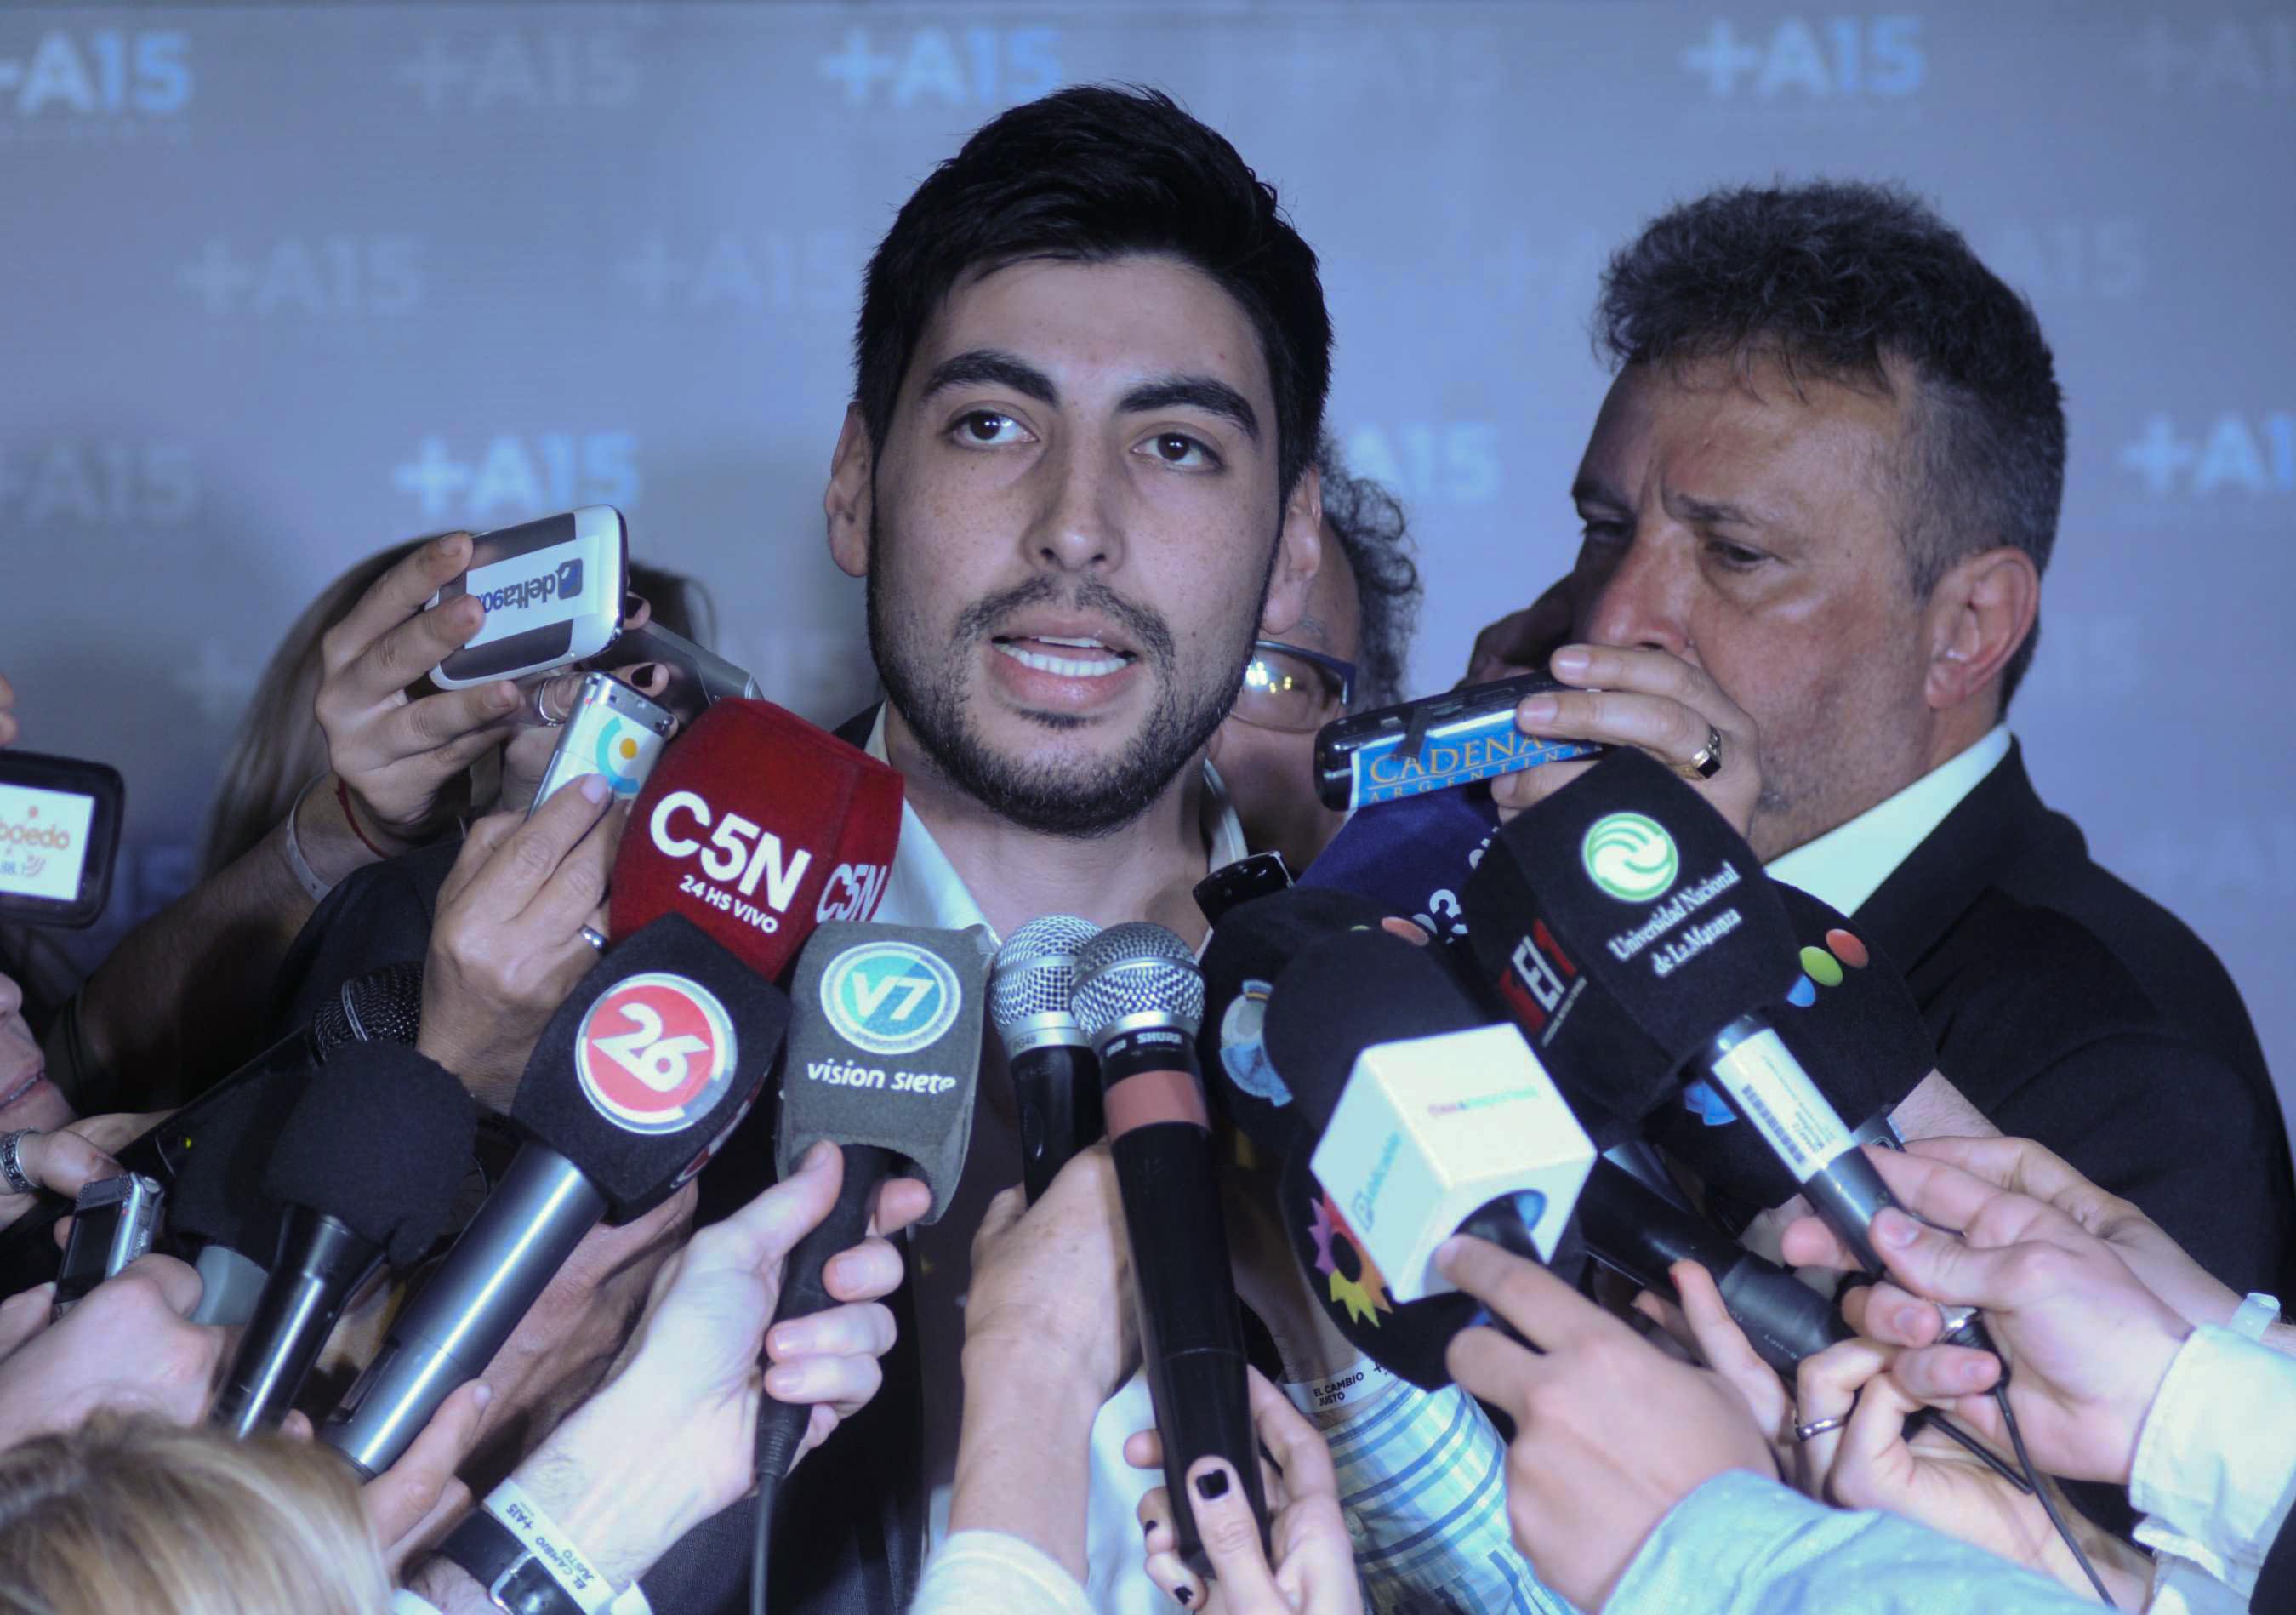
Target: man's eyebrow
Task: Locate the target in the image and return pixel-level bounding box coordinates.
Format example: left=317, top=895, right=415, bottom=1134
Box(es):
left=920, top=349, right=1058, bottom=408
left=1120, top=376, right=1261, bottom=442
left=1674, top=494, right=1771, bottom=528
left=1570, top=474, right=1628, bottom=509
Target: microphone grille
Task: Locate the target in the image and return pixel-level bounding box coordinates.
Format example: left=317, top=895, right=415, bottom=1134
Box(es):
left=311, top=961, right=426, bottom=1059
left=989, top=915, right=1102, bottom=1031
left=1072, top=922, right=1204, bottom=1041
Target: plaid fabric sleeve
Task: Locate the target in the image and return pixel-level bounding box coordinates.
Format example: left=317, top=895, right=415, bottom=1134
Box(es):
left=1290, top=1366, right=1575, bottom=1615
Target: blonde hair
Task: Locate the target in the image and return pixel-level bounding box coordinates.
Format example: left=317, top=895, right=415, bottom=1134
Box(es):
left=0, top=1414, right=389, bottom=1615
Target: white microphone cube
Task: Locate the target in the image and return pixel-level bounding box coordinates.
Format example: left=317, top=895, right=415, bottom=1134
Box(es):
left=1309, top=1024, right=1596, bottom=1303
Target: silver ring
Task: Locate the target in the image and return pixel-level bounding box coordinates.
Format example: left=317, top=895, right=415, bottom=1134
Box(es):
left=1793, top=1414, right=1848, bottom=1443
left=524, top=680, right=568, bottom=728
left=578, top=925, right=608, bottom=953
left=1684, top=726, right=1723, bottom=781
left=0, top=1130, right=38, bottom=1196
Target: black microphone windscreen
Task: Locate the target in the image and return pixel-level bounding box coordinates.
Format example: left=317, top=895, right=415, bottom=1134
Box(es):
left=1197, top=887, right=1398, bottom=1156
left=168, top=1059, right=305, bottom=1255
left=1296, top=786, right=1501, bottom=944
left=1260, top=928, right=1485, bottom=1142
left=1652, top=885, right=1936, bottom=1213
left=1460, top=749, right=1798, bottom=1130
left=262, top=1045, right=478, bottom=1267
left=511, top=912, right=790, bottom=1220
left=777, top=922, right=987, bottom=1221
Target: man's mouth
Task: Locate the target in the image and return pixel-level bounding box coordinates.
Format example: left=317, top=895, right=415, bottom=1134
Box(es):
left=991, top=635, right=1137, bottom=680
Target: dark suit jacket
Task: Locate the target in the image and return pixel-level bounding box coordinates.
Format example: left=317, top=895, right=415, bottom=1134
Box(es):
left=1854, top=744, right=2293, bottom=1300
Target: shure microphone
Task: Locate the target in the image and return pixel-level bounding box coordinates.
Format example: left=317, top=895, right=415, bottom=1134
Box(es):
left=322, top=914, right=787, bottom=1477
left=989, top=916, right=1103, bottom=1203
left=1074, top=922, right=1266, bottom=1579
left=0, top=962, right=428, bottom=1301
left=1458, top=750, right=1932, bottom=1287
left=609, top=698, right=904, bottom=964
left=212, top=1045, right=476, bottom=1437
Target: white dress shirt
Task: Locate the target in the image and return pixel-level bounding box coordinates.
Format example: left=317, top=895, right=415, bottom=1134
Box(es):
left=1766, top=724, right=2012, bottom=913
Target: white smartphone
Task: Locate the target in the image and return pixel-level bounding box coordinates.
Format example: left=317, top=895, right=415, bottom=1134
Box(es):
left=430, top=506, right=629, bottom=688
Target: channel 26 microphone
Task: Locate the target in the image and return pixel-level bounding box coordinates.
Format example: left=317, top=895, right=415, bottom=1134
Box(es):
left=1074, top=922, right=1267, bottom=1579
left=322, top=914, right=788, bottom=1477
left=609, top=699, right=903, bottom=967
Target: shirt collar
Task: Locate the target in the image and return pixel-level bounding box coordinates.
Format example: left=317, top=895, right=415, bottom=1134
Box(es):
left=863, top=706, right=1248, bottom=947
left=1765, top=725, right=2012, bottom=916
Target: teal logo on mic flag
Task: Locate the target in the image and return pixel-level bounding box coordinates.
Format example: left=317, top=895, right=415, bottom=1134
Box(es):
left=821, top=941, right=961, bottom=1055
left=1581, top=812, right=1678, bottom=902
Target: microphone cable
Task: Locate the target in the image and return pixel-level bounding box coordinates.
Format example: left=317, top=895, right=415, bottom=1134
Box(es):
left=1996, top=1383, right=2115, bottom=1606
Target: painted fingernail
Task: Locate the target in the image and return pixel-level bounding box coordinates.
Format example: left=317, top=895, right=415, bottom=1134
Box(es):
left=630, top=663, right=663, bottom=686
left=1142, top=1517, right=1157, bottom=1538
left=1876, top=1208, right=1919, bottom=1248
left=1518, top=694, right=1558, bottom=726
left=1176, top=1589, right=1194, bottom=1607
left=1552, top=646, right=1592, bottom=675
left=1194, top=1469, right=1230, bottom=1501
left=580, top=773, right=611, bottom=803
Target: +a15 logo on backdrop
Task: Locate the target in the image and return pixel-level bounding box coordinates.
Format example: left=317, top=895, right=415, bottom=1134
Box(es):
left=576, top=972, right=738, bottom=1134
left=820, top=941, right=960, bottom=1057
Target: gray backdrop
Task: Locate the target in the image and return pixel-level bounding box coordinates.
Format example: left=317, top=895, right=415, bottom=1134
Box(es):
left=6, top=1, right=2293, bottom=1122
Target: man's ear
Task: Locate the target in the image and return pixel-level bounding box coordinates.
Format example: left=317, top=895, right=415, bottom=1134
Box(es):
left=825, top=406, right=875, bottom=579
left=1257, top=465, right=1325, bottom=637
left=1923, top=545, right=2039, bottom=712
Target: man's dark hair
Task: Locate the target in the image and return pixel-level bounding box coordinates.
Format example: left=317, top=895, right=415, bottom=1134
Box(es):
left=853, top=84, right=1331, bottom=498
left=1596, top=180, right=2064, bottom=706
left=1315, top=437, right=1421, bottom=710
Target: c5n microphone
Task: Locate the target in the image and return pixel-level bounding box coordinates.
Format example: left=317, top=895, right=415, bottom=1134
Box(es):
left=990, top=916, right=1102, bottom=1204
left=1074, top=922, right=1266, bottom=1580
left=211, top=1045, right=476, bottom=1437
left=322, top=914, right=786, bottom=1477
left=610, top=698, right=903, bottom=967
left=750, top=922, right=985, bottom=1605
left=1458, top=749, right=1901, bottom=1279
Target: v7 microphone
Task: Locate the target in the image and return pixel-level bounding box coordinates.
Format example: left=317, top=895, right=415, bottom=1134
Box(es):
left=610, top=698, right=903, bottom=969
left=990, top=916, right=1103, bottom=1204
left=322, top=915, right=786, bottom=1477
left=1074, top=922, right=1267, bottom=1581
left=750, top=922, right=985, bottom=1596
left=1458, top=749, right=1900, bottom=1278
left=211, top=1045, right=476, bottom=1436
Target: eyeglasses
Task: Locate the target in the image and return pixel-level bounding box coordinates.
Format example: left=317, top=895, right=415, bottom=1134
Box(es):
left=1231, top=639, right=1357, bottom=733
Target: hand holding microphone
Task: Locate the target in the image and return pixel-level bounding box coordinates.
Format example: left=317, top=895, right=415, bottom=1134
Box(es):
left=1780, top=1142, right=2193, bottom=1487
left=418, top=773, right=624, bottom=1105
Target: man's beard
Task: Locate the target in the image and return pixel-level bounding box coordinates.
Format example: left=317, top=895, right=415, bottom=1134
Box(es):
left=867, top=523, right=1269, bottom=841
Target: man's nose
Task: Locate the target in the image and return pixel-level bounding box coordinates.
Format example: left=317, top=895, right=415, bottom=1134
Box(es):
left=1021, top=438, right=1126, bottom=574
left=1580, top=536, right=1690, bottom=657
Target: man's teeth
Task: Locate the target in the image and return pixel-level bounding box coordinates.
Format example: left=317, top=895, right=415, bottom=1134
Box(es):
left=995, top=641, right=1129, bottom=678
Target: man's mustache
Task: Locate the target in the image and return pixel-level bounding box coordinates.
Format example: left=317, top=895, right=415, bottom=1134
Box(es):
left=954, top=574, right=1177, bottom=672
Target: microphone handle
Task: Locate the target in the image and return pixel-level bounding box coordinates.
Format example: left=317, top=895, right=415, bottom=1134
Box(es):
left=1099, top=1028, right=1266, bottom=1580
left=211, top=1207, right=384, bottom=1439
left=322, top=1144, right=607, bottom=1478
left=754, top=1141, right=892, bottom=1486
left=1011, top=1042, right=1101, bottom=1204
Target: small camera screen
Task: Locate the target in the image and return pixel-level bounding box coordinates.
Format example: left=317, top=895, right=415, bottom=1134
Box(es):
left=0, top=779, right=94, bottom=904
